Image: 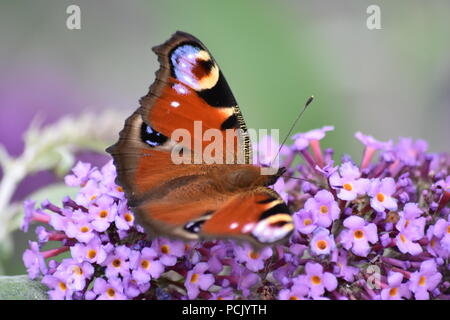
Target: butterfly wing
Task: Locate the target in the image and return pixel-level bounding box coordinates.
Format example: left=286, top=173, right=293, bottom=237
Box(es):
left=139, top=31, right=252, bottom=164
left=136, top=186, right=293, bottom=246
left=107, top=31, right=252, bottom=204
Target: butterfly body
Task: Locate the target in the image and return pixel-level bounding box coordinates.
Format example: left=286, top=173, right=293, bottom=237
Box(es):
left=107, top=31, right=294, bottom=247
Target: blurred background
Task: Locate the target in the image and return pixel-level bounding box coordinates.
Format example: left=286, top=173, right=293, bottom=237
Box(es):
left=0, top=0, right=449, bottom=275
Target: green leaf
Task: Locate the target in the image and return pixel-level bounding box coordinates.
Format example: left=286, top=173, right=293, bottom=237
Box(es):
left=0, top=275, right=48, bottom=300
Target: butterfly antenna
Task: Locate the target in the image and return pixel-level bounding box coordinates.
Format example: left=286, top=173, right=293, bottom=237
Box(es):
left=270, top=96, right=314, bottom=167
left=282, top=175, right=317, bottom=184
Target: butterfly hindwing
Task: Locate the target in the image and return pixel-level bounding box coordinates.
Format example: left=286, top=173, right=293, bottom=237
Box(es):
left=135, top=185, right=293, bottom=246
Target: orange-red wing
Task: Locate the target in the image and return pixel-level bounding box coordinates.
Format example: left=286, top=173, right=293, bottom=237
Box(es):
left=134, top=187, right=293, bottom=246
left=138, top=31, right=252, bottom=164
left=200, top=188, right=294, bottom=245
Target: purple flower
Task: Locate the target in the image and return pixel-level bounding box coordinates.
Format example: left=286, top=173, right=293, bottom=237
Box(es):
left=394, top=137, right=428, bottom=166
left=426, top=225, right=448, bottom=259
left=23, top=241, right=47, bottom=279
left=339, top=216, right=378, bottom=257
left=278, top=284, right=309, bottom=300
left=310, top=228, right=335, bottom=256
left=355, top=132, right=392, bottom=169
left=329, top=162, right=370, bottom=201
left=332, top=250, right=359, bottom=282
left=209, top=287, right=235, bottom=300
left=41, top=274, right=73, bottom=300
left=207, top=242, right=229, bottom=274
left=433, top=217, right=450, bottom=251
left=75, top=179, right=101, bottom=207
left=395, top=203, right=425, bottom=238
left=70, top=238, right=108, bottom=264
left=293, top=209, right=316, bottom=234
left=114, top=202, right=135, bottom=230
left=368, top=178, right=398, bottom=212
left=88, top=195, right=117, bottom=232
left=122, top=276, right=150, bottom=299
left=355, top=132, right=392, bottom=150
left=65, top=210, right=96, bottom=243
left=184, top=262, right=215, bottom=299
left=395, top=231, right=423, bottom=255
left=294, top=262, right=337, bottom=298
left=87, top=277, right=126, bottom=300
left=380, top=272, right=411, bottom=300
left=408, top=260, right=442, bottom=300
left=64, top=161, right=101, bottom=187
left=304, top=190, right=340, bottom=227
left=234, top=243, right=272, bottom=272
left=394, top=203, right=425, bottom=255
left=129, top=247, right=164, bottom=284
left=292, top=126, right=334, bottom=151
left=230, top=261, right=260, bottom=298
left=102, top=245, right=131, bottom=278
left=21, top=200, right=50, bottom=232
left=54, top=259, right=94, bottom=291
left=151, top=238, right=186, bottom=267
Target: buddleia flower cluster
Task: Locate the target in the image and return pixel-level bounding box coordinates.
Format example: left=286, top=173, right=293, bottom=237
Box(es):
left=22, top=127, right=449, bottom=300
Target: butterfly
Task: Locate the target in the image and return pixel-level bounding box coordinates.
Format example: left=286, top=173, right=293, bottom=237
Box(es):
left=107, top=31, right=294, bottom=247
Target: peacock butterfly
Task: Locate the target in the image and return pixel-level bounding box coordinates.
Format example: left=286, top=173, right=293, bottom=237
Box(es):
left=107, top=31, right=294, bottom=247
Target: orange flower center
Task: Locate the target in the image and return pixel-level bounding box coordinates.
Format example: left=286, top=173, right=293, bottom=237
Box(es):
left=319, top=205, right=329, bottom=214
left=99, top=210, right=108, bottom=218
left=376, top=193, right=385, bottom=202
left=389, top=287, right=398, bottom=297
left=124, top=213, right=133, bottom=222
left=400, top=234, right=407, bottom=243
left=117, top=186, right=124, bottom=192
left=90, top=195, right=97, bottom=201
left=112, top=259, right=121, bottom=268
left=249, top=251, right=260, bottom=259
left=87, top=249, right=97, bottom=259
left=289, top=296, right=299, bottom=300
left=311, top=275, right=322, bottom=285
left=59, top=282, right=67, bottom=291
left=73, top=266, right=83, bottom=275
left=161, top=245, right=170, bottom=254
left=419, top=276, right=426, bottom=286
left=354, top=230, right=364, bottom=239
left=303, top=218, right=312, bottom=226
left=447, top=225, right=450, bottom=234
left=80, top=226, right=89, bottom=233
left=343, top=183, right=353, bottom=191
left=316, top=240, right=328, bottom=250
left=191, top=273, right=199, bottom=283
left=107, top=288, right=116, bottom=297
left=141, top=259, right=150, bottom=269
left=430, top=239, right=436, bottom=247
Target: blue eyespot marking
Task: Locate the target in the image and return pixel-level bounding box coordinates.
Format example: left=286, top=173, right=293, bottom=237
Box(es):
left=140, top=123, right=168, bottom=147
